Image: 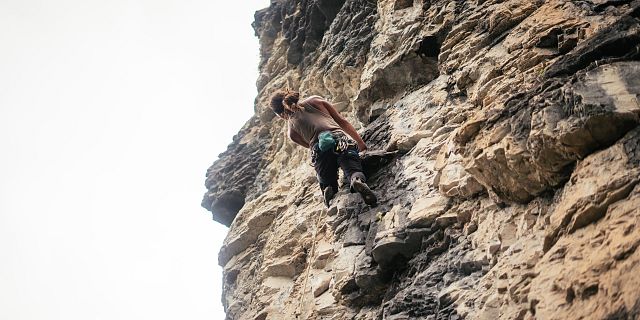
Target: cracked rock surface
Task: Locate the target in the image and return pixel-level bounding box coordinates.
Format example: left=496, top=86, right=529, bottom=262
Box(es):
left=202, top=0, right=640, bottom=319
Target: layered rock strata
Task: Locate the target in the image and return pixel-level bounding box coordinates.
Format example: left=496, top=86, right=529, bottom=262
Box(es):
left=202, top=0, right=640, bottom=319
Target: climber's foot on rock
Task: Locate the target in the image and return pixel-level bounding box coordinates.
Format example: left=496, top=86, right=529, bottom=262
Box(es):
left=351, top=178, right=377, bottom=206
left=323, top=186, right=336, bottom=208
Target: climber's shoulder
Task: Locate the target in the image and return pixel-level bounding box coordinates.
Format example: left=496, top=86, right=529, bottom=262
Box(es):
left=301, top=95, right=326, bottom=105
left=302, top=95, right=333, bottom=111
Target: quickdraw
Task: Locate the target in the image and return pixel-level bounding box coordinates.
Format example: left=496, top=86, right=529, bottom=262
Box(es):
left=333, top=132, right=358, bottom=153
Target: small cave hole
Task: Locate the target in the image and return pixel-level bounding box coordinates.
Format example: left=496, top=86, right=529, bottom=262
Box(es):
left=417, top=35, right=440, bottom=58
left=394, top=0, right=414, bottom=10
left=566, top=287, right=576, bottom=303
left=582, top=284, right=599, bottom=299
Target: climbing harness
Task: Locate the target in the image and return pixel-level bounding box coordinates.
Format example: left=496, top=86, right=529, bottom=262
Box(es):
left=310, top=131, right=359, bottom=167
left=334, top=132, right=358, bottom=154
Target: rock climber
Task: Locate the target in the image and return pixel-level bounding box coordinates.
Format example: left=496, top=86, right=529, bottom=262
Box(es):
left=270, top=89, right=377, bottom=207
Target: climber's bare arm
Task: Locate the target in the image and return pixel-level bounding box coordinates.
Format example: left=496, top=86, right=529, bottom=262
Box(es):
left=288, top=125, right=310, bottom=149
left=315, top=98, right=367, bottom=151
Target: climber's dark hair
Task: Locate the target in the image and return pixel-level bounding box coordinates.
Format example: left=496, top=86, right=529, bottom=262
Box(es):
left=270, top=89, right=303, bottom=116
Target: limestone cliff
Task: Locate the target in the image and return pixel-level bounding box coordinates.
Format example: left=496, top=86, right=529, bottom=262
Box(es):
left=202, top=0, right=640, bottom=319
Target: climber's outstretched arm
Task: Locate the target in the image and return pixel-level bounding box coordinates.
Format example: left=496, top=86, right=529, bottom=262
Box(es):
left=317, top=99, right=367, bottom=151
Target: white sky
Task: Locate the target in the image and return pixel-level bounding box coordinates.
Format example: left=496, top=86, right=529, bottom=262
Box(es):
left=0, top=0, right=269, bottom=319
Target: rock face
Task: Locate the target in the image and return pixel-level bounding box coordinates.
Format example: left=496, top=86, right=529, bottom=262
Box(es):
left=202, top=0, right=640, bottom=319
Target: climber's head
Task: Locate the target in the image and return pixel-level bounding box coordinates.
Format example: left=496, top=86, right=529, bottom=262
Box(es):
left=270, top=89, right=301, bottom=118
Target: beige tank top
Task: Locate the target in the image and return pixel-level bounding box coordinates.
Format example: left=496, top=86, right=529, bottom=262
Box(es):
left=288, top=100, right=342, bottom=145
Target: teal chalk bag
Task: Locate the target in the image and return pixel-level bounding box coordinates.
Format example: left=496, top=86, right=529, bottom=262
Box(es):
left=317, top=131, right=336, bottom=152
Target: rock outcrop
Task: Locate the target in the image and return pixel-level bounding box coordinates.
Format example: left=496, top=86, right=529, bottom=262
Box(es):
left=202, top=0, right=640, bottom=319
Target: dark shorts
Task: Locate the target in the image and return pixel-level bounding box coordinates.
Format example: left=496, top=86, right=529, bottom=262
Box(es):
left=310, top=132, right=364, bottom=192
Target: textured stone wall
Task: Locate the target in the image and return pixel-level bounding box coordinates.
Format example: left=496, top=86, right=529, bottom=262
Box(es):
left=202, top=0, right=640, bottom=319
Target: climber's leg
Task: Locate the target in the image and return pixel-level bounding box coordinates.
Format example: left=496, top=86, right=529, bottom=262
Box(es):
left=314, top=147, right=339, bottom=207
left=336, top=145, right=363, bottom=185
left=337, top=145, right=377, bottom=206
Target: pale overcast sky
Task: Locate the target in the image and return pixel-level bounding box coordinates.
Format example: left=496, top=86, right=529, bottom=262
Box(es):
left=0, top=0, right=269, bottom=319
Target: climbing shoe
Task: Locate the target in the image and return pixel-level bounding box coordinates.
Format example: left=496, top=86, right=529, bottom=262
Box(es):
left=323, top=186, right=336, bottom=208
left=351, top=178, right=377, bottom=206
